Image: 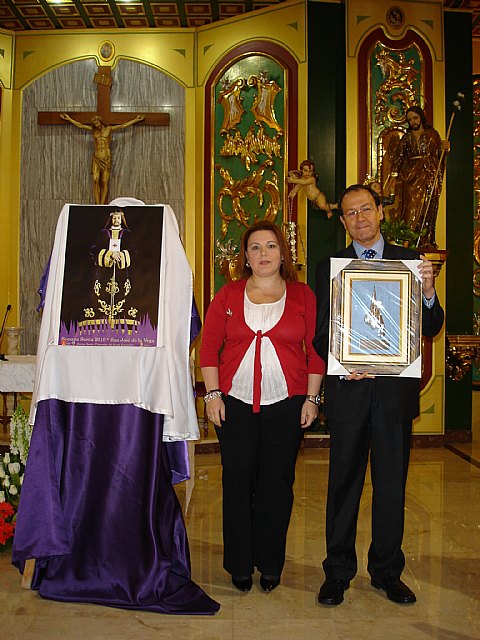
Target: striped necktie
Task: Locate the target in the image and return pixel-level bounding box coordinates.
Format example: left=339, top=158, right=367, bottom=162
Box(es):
left=362, top=248, right=377, bottom=259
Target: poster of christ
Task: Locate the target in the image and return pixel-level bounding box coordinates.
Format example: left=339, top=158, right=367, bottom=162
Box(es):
left=58, top=204, right=164, bottom=347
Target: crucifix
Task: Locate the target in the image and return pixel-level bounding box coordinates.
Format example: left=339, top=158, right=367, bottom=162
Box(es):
left=38, top=66, right=170, bottom=204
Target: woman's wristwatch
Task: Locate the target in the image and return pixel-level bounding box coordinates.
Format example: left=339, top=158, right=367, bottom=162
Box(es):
left=306, top=394, right=321, bottom=406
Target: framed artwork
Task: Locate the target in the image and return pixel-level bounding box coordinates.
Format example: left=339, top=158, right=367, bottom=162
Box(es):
left=328, top=258, right=422, bottom=377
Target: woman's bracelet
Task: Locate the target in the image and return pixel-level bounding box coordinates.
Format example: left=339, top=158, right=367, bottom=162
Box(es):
left=204, top=389, right=222, bottom=403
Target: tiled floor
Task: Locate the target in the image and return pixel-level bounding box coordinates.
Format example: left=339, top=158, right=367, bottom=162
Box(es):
left=1, top=409, right=479, bottom=639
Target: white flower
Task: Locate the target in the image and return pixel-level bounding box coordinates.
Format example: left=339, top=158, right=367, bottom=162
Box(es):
left=0, top=467, right=5, bottom=479
left=9, top=485, right=18, bottom=495
left=9, top=405, right=32, bottom=465
left=0, top=491, right=5, bottom=503
left=3, top=477, right=10, bottom=488
left=20, top=474, right=24, bottom=486
left=453, top=92, right=465, bottom=111
left=8, top=462, right=21, bottom=475
left=3, top=453, right=10, bottom=464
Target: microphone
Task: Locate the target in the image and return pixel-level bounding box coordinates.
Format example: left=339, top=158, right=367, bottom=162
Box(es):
left=0, top=304, right=12, bottom=361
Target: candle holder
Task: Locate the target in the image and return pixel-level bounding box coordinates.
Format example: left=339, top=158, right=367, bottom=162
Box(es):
left=5, top=327, right=24, bottom=356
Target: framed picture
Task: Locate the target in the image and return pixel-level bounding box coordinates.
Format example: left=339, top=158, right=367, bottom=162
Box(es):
left=328, top=258, right=422, bottom=377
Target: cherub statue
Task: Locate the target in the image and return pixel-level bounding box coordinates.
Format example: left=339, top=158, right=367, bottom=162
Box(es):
left=286, top=160, right=334, bottom=218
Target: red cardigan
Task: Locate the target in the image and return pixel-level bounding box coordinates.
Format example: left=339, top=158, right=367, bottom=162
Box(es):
left=200, top=279, right=325, bottom=411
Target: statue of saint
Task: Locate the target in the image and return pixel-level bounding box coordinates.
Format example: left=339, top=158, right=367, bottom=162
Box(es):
left=385, top=106, right=450, bottom=248
left=287, top=160, right=335, bottom=218
left=60, top=113, right=145, bottom=204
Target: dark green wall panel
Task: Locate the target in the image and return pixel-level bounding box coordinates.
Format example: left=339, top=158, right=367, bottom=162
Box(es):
left=306, top=1, right=346, bottom=288
left=445, top=11, right=474, bottom=430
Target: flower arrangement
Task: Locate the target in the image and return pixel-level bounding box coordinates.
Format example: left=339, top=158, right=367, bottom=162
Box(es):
left=0, top=404, right=33, bottom=552
left=0, top=502, right=16, bottom=550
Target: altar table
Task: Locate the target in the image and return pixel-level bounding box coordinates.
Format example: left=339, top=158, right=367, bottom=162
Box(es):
left=0, top=355, right=36, bottom=435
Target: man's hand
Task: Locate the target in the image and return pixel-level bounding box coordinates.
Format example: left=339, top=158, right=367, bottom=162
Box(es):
left=418, top=255, right=435, bottom=299
left=345, top=370, right=375, bottom=381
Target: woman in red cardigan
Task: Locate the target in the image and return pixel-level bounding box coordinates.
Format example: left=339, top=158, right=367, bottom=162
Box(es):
left=200, top=220, right=325, bottom=593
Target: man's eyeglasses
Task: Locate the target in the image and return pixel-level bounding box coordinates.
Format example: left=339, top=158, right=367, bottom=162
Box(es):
left=342, top=205, right=376, bottom=219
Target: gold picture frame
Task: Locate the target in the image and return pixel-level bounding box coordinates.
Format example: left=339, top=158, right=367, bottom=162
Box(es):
left=328, top=258, right=422, bottom=377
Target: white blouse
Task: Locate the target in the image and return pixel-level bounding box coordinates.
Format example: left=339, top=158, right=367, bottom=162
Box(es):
left=229, top=290, right=289, bottom=405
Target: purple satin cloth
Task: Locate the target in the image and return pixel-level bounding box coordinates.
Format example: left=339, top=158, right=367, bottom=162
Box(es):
left=190, top=297, right=202, bottom=345
left=12, top=400, right=219, bottom=615
left=36, top=255, right=51, bottom=312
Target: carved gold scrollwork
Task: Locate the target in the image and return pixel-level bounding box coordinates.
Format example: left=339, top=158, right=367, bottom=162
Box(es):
left=220, top=125, right=282, bottom=171
left=218, top=77, right=246, bottom=134
left=374, top=47, right=419, bottom=125
left=473, top=77, right=480, bottom=117
left=474, top=80, right=480, bottom=221
left=475, top=196, right=480, bottom=298
left=247, top=71, right=283, bottom=135
left=474, top=229, right=480, bottom=267
left=262, top=170, right=280, bottom=222
left=474, top=269, right=480, bottom=297
left=215, top=160, right=280, bottom=238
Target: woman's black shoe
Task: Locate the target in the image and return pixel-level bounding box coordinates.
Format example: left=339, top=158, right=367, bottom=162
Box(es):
left=232, top=576, right=253, bottom=592
left=260, top=575, right=280, bottom=592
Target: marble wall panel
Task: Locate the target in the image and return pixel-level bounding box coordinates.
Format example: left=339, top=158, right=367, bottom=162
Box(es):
left=20, top=59, right=185, bottom=354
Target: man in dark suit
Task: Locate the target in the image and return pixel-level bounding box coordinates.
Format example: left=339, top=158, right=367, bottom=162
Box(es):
left=314, top=184, right=444, bottom=606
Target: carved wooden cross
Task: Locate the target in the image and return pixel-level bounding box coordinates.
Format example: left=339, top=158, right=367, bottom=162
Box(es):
left=38, top=65, right=169, bottom=127
left=38, top=66, right=170, bottom=202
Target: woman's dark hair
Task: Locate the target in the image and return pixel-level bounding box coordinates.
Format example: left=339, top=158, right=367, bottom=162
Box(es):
left=337, top=184, right=381, bottom=215
left=236, top=219, right=297, bottom=282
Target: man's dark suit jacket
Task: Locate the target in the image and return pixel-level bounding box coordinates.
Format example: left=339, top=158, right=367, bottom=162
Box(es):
left=313, top=240, right=445, bottom=423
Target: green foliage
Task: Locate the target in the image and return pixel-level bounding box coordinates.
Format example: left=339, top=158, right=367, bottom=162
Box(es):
left=0, top=405, right=33, bottom=551
left=380, top=218, right=425, bottom=249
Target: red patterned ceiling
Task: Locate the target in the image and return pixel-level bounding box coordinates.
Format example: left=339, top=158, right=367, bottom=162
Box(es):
left=0, top=0, right=282, bottom=30
left=0, top=1, right=479, bottom=33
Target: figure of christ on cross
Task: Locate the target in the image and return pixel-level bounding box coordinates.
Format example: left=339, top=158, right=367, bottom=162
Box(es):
left=60, top=112, right=144, bottom=204
left=38, top=66, right=170, bottom=204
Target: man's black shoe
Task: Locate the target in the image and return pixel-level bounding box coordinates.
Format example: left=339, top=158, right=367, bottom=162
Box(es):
left=317, top=578, right=349, bottom=605
left=371, top=577, right=416, bottom=604
left=260, top=574, right=280, bottom=592
left=232, top=576, right=253, bottom=592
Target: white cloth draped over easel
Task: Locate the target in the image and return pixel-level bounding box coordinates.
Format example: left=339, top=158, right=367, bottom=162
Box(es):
left=31, top=197, right=199, bottom=441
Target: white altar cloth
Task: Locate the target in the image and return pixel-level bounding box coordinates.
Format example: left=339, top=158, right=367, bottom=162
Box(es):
left=0, top=355, right=36, bottom=393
